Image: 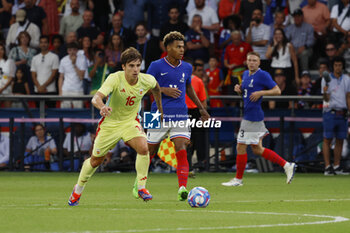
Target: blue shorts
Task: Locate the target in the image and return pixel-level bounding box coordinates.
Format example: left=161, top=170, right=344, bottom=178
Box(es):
left=323, top=111, right=348, bottom=139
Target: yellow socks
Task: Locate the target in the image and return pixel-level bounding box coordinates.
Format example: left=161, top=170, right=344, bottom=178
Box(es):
left=76, top=158, right=98, bottom=193
left=135, top=153, right=150, bottom=189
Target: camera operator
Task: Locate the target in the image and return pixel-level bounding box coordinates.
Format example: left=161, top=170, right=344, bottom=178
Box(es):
left=89, top=49, right=111, bottom=95
left=245, top=9, right=270, bottom=71
left=322, top=56, right=350, bottom=176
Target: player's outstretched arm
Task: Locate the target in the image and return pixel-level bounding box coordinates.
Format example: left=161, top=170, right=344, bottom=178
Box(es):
left=91, top=91, right=112, bottom=117
left=151, top=82, right=164, bottom=120
left=186, top=83, right=210, bottom=121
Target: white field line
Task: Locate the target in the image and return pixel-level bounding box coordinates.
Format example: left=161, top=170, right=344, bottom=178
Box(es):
left=44, top=209, right=348, bottom=233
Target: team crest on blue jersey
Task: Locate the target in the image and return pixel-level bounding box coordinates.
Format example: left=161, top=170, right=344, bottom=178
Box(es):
left=180, top=73, right=185, bottom=83
left=143, top=110, right=161, bottom=129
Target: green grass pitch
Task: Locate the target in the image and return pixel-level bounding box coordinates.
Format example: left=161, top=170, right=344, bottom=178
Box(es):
left=1, top=172, right=349, bottom=233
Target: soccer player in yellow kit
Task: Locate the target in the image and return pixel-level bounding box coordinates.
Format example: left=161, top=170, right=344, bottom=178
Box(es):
left=68, top=47, right=163, bottom=205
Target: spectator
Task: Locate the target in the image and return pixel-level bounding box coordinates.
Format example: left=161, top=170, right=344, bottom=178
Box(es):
left=218, top=0, right=241, bottom=20
left=105, top=33, right=123, bottom=71
left=337, top=31, right=350, bottom=74
left=24, top=124, right=57, bottom=171
left=63, top=123, right=92, bottom=161
left=12, top=67, right=30, bottom=107
left=185, top=14, right=210, bottom=63
left=223, top=30, right=252, bottom=92
left=93, top=32, right=105, bottom=50
left=330, top=0, right=350, bottom=46
left=159, top=4, right=189, bottom=53
left=302, top=0, right=330, bottom=36
left=87, top=0, right=111, bottom=33
left=321, top=42, right=337, bottom=72
left=245, top=8, right=270, bottom=71
left=219, top=15, right=242, bottom=64
left=185, top=60, right=207, bottom=173
left=311, top=59, right=328, bottom=97
left=269, top=69, right=297, bottom=109
left=78, top=36, right=94, bottom=94
left=264, top=0, right=288, bottom=25
left=122, top=0, right=147, bottom=30
left=59, top=31, right=78, bottom=59
left=147, top=0, right=186, bottom=38
left=269, top=11, right=286, bottom=42
left=266, top=28, right=300, bottom=86
left=186, top=0, right=218, bottom=13
left=77, top=9, right=100, bottom=41
left=12, top=66, right=29, bottom=95
left=206, top=56, right=224, bottom=108
left=302, top=0, right=330, bottom=59
left=296, top=70, right=315, bottom=109
left=0, top=43, right=16, bottom=108
left=22, top=0, right=48, bottom=34
left=187, top=0, right=220, bottom=43
left=38, top=0, right=59, bottom=36
left=89, top=49, right=111, bottom=94
left=31, top=35, right=59, bottom=108
left=58, top=42, right=86, bottom=109
left=0, top=0, right=13, bottom=39
left=59, top=0, right=83, bottom=38
left=239, top=0, right=263, bottom=32
left=0, top=130, right=9, bottom=169
left=108, top=13, right=134, bottom=48
left=6, top=9, right=40, bottom=50
left=224, top=30, right=252, bottom=71
left=63, top=0, right=87, bottom=17
left=285, top=9, right=314, bottom=71
left=8, top=31, right=36, bottom=93
left=50, top=34, right=64, bottom=57
left=322, top=56, right=350, bottom=175
left=132, top=22, right=161, bottom=72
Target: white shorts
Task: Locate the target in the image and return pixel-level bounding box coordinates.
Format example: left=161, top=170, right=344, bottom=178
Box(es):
left=237, top=119, right=269, bottom=145
left=147, top=121, right=191, bottom=144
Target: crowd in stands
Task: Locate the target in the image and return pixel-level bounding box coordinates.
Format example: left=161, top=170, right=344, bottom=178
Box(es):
left=0, top=0, right=349, bottom=110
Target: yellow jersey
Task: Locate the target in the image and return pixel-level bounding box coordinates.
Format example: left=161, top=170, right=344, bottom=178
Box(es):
left=98, top=71, right=157, bottom=124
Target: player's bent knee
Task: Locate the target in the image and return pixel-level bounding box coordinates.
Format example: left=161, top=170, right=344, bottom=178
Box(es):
left=137, top=147, right=149, bottom=155
left=90, top=155, right=105, bottom=168
left=251, top=145, right=263, bottom=155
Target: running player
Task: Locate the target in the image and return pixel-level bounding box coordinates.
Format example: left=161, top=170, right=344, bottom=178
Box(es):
left=68, top=47, right=163, bottom=206
left=142, top=31, right=210, bottom=201
left=222, top=51, right=296, bottom=187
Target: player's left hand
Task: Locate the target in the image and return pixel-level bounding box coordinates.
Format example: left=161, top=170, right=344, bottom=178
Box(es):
left=199, top=109, right=210, bottom=121
left=250, top=91, right=262, bottom=102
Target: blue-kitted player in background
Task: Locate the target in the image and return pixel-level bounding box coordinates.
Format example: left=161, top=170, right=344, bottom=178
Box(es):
left=222, top=51, right=296, bottom=187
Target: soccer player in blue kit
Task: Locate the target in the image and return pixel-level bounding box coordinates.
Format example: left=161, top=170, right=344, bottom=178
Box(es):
left=145, top=31, right=210, bottom=200
left=222, top=51, right=296, bottom=187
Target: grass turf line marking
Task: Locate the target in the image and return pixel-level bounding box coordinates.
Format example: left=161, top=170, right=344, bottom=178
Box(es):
left=42, top=209, right=348, bottom=233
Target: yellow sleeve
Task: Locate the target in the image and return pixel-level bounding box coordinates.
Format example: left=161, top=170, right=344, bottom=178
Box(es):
left=147, top=74, right=157, bottom=90
left=98, top=72, right=119, bottom=96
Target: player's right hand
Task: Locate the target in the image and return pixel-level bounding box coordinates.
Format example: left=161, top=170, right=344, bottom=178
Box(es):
left=163, top=87, right=182, bottom=98
left=100, top=105, right=112, bottom=117
left=234, top=84, right=242, bottom=95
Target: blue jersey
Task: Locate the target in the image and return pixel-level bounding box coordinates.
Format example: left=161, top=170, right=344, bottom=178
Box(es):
left=147, top=57, right=192, bottom=121
left=241, top=69, right=276, bottom=121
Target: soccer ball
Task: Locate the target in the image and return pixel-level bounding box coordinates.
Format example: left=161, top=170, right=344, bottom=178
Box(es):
left=187, top=187, right=210, bottom=208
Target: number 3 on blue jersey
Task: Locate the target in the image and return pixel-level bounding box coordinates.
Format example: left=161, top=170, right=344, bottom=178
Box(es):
left=243, top=89, right=247, bottom=98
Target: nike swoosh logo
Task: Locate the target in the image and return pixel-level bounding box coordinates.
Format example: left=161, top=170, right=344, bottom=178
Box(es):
left=161, top=72, right=168, bottom=76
